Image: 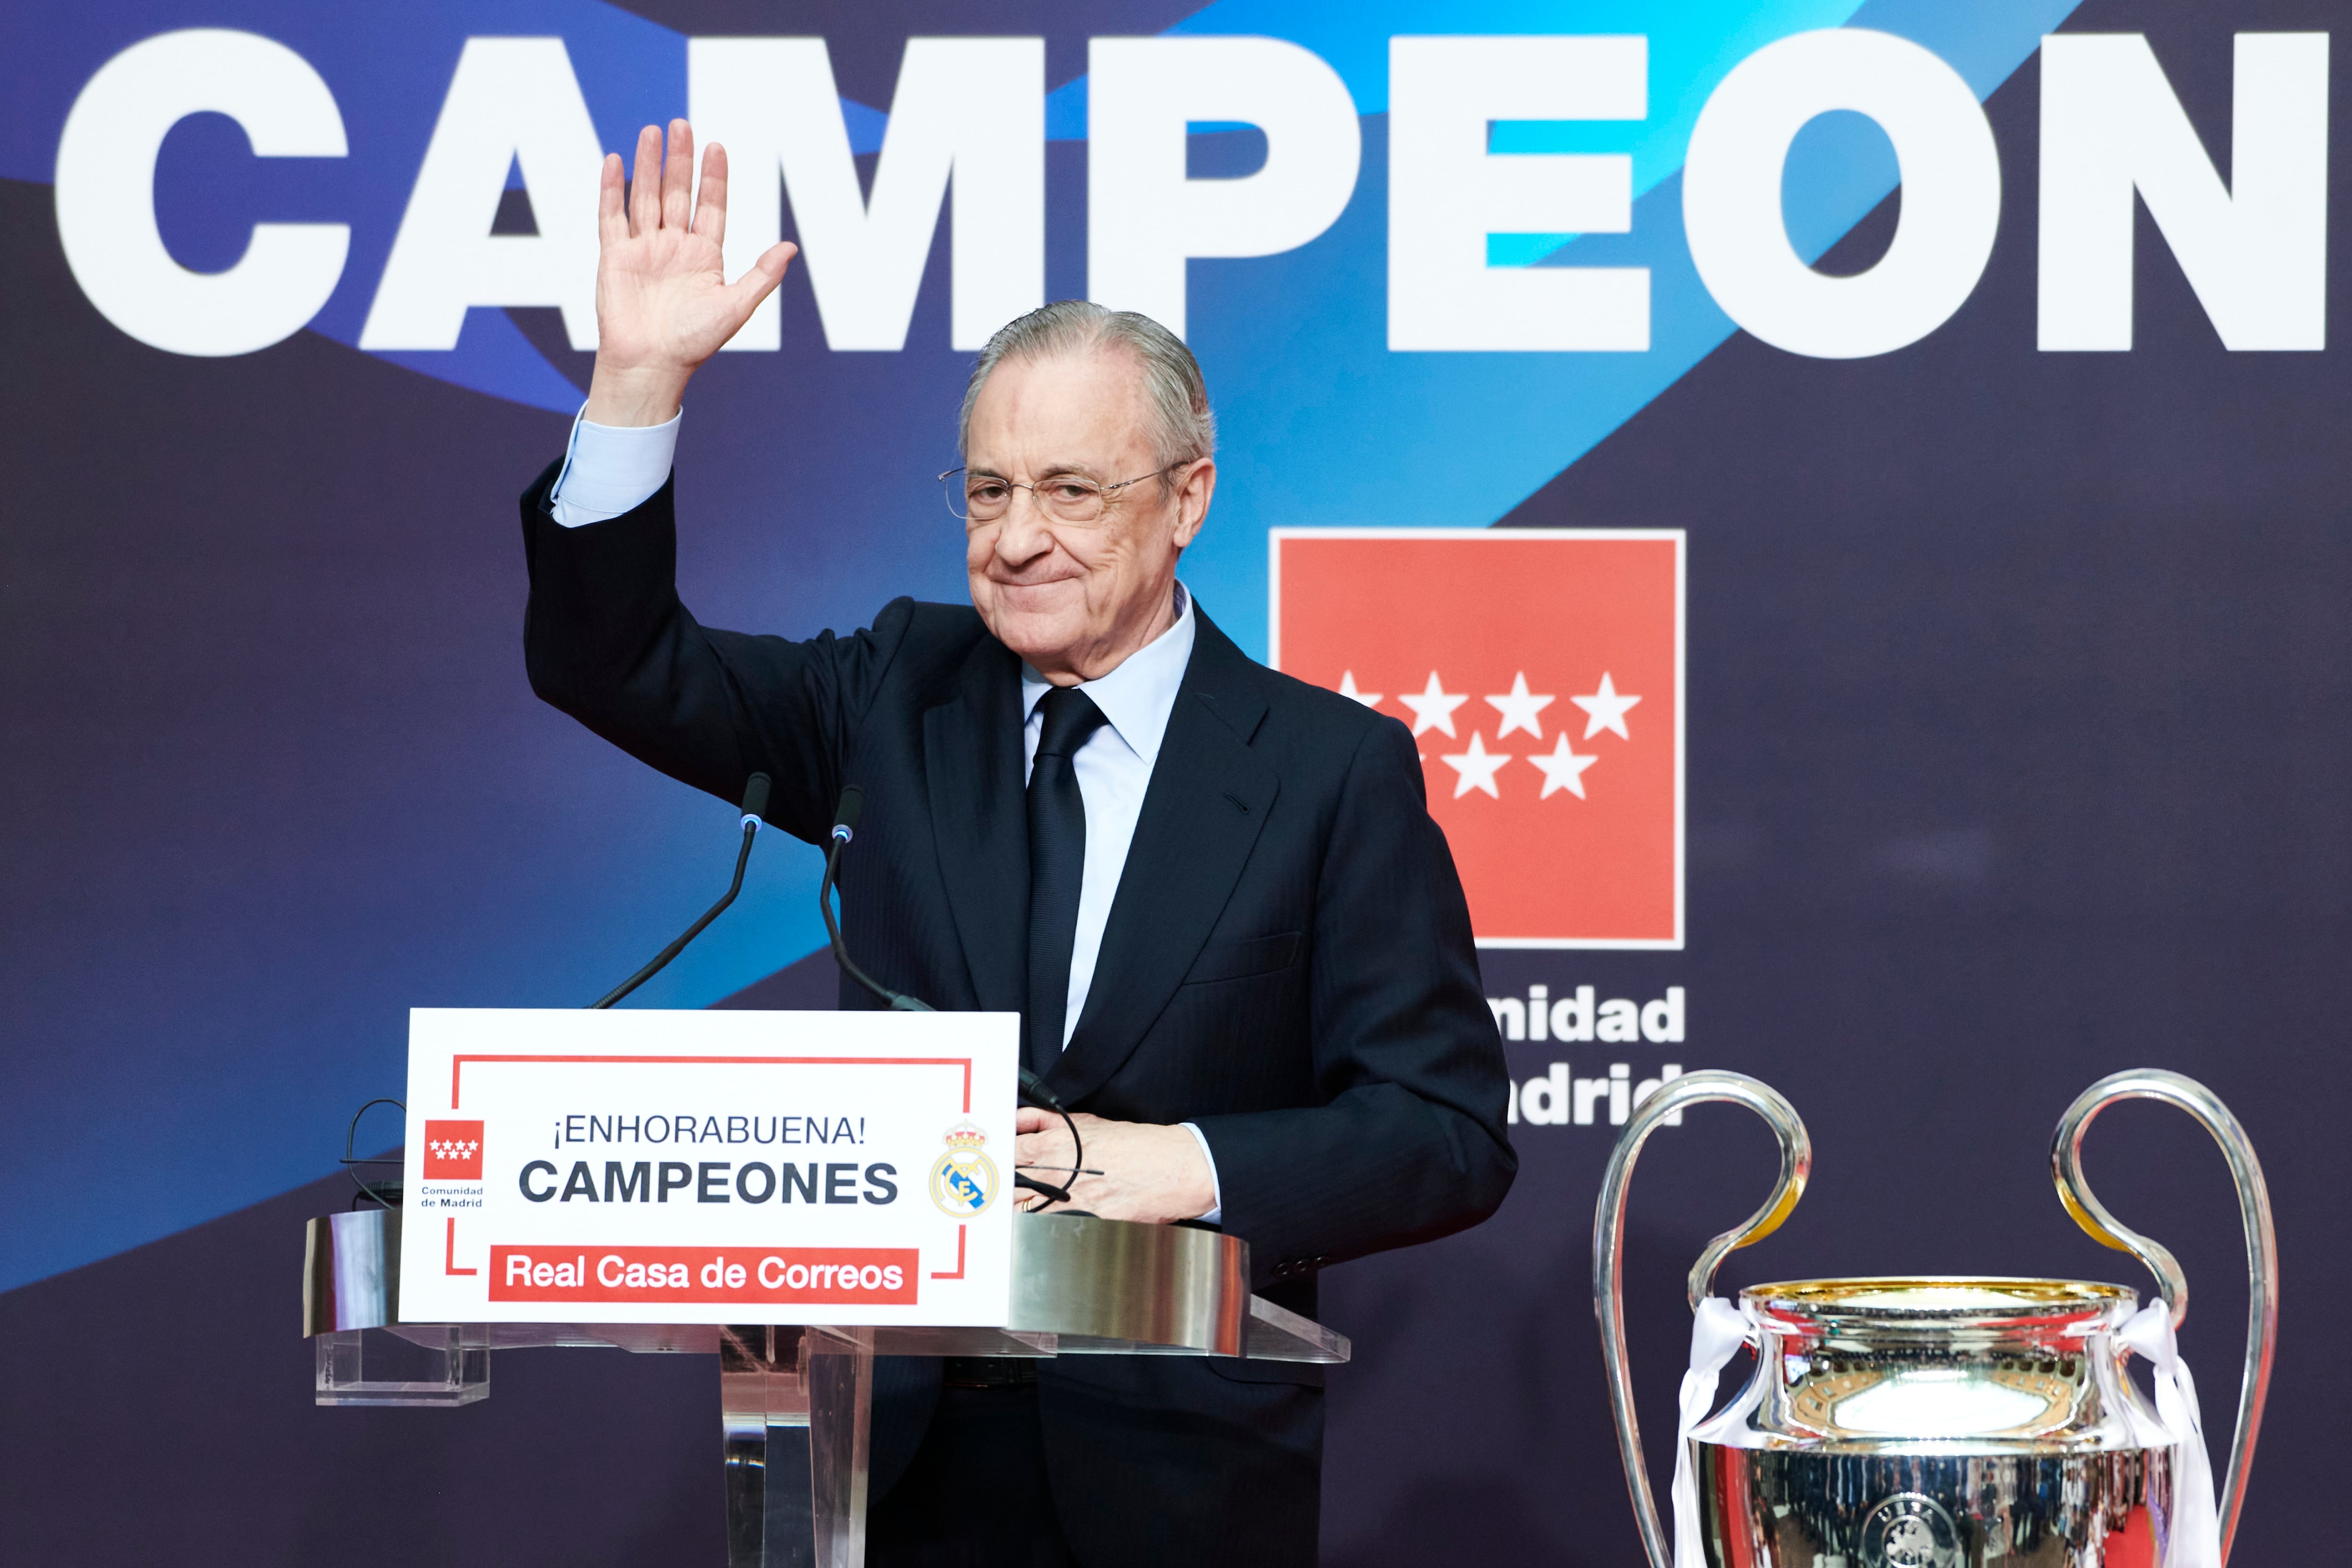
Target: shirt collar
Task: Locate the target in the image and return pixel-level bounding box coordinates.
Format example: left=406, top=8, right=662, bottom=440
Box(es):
left=1020, top=582, right=1195, bottom=766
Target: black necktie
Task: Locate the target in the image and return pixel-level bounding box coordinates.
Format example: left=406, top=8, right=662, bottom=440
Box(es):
left=1026, top=686, right=1109, bottom=1075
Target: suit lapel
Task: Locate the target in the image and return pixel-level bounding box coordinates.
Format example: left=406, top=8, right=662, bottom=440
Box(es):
left=1050, top=611, right=1278, bottom=1104
left=922, top=636, right=1029, bottom=1016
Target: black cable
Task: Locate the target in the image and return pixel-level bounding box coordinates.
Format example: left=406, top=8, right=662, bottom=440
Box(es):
left=1012, top=1069, right=1086, bottom=1212
left=342, top=1097, right=405, bottom=1210
left=592, top=775, right=771, bottom=1009
left=1014, top=1169, right=1074, bottom=1205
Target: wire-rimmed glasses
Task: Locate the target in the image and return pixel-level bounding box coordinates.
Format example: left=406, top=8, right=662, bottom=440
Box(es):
left=939, top=465, right=1179, bottom=527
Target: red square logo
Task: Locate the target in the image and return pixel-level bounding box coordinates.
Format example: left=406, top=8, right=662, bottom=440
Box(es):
left=422, top=1120, right=485, bottom=1180
left=1271, top=529, right=1683, bottom=947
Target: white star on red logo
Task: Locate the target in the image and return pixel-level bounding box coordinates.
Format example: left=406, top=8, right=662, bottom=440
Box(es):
left=1440, top=731, right=1512, bottom=798
left=1322, top=667, right=1640, bottom=801
left=1484, top=672, right=1554, bottom=740
left=1398, top=671, right=1469, bottom=738
left=1528, top=734, right=1599, bottom=799
left=1570, top=673, right=1641, bottom=740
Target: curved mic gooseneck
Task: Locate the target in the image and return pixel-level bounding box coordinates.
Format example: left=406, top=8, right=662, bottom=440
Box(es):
left=821, top=786, right=1087, bottom=1207
left=591, top=772, right=772, bottom=1009
left=819, top=787, right=933, bottom=1014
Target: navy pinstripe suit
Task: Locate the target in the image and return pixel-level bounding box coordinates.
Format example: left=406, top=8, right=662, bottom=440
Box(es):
left=521, top=465, right=1516, bottom=1567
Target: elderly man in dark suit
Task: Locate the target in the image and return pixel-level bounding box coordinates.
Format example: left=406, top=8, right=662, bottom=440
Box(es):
left=522, top=120, right=1514, bottom=1568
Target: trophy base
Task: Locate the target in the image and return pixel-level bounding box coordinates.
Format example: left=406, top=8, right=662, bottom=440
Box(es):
left=1696, top=1443, right=2178, bottom=1568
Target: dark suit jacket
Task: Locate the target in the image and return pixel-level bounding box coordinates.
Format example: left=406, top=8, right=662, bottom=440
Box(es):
left=520, top=465, right=1515, bottom=1566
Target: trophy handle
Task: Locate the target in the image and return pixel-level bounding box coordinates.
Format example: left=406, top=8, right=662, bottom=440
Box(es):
left=2051, top=1069, right=2278, bottom=1566
left=1592, top=1071, right=1812, bottom=1568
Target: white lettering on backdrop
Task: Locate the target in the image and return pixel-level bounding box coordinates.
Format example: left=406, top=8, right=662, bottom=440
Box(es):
left=690, top=37, right=1044, bottom=353
left=1682, top=29, right=2002, bottom=360
left=1086, top=36, right=1362, bottom=340
left=50, top=26, right=2336, bottom=358
left=1387, top=35, right=1650, bottom=352
left=359, top=38, right=605, bottom=351
left=2038, top=32, right=2329, bottom=352
left=54, top=28, right=350, bottom=357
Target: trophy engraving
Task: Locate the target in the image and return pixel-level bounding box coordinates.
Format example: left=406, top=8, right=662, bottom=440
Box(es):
left=1862, top=1494, right=1958, bottom=1568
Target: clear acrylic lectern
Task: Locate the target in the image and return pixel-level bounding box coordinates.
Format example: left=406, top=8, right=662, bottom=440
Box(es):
left=302, top=1207, right=1349, bottom=1567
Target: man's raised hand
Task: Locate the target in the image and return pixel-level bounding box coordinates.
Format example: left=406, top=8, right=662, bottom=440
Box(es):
left=584, top=120, right=796, bottom=427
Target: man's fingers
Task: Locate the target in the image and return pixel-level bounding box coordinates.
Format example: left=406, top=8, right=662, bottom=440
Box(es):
left=597, top=153, right=627, bottom=247
left=1017, top=1108, right=1102, bottom=1133
left=628, top=125, right=662, bottom=235
left=692, top=142, right=729, bottom=247
left=721, top=241, right=797, bottom=321
left=756, top=240, right=798, bottom=278
left=661, top=119, right=694, bottom=231
left=1014, top=1121, right=1074, bottom=1168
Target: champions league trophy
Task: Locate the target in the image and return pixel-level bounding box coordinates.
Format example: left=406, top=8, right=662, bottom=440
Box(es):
left=1595, top=1070, right=2276, bottom=1568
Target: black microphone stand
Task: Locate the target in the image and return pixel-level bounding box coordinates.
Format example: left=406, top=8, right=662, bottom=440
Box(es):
left=822, top=787, right=1088, bottom=1208
left=817, top=787, right=931, bottom=1014
left=591, top=773, right=772, bottom=1009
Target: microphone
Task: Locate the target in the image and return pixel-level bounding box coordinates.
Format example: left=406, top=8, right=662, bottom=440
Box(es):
left=590, top=772, right=772, bottom=1009
left=819, top=786, right=1086, bottom=1206
left=820, top=787, right=932, bottom=1013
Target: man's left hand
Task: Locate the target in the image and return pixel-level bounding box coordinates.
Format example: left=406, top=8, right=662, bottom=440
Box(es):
left=1013, top=1108, right=1215, bottom=1224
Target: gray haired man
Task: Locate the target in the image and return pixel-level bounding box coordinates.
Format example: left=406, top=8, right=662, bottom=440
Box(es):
left=522, top=121, right=1514, bottom=1568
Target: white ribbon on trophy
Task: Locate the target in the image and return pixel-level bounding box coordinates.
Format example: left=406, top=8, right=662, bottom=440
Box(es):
left=1671, top=1296, right=1753, bottom=1568
left=2120, top=1300, right=2222, bottom=1568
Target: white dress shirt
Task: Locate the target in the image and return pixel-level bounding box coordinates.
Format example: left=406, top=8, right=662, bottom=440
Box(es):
left=1019, top=582, right=1195, bottom=1045
left=548, top=406, right=682, bottom=527
left=550, top=409, right=1224, bottom=1220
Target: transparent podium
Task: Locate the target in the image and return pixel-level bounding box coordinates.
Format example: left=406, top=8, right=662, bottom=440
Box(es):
left=302, top=1207, right=1349, bottom=1567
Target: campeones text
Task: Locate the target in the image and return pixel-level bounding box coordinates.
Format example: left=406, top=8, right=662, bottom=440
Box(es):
left=520, top=1158, right=899, bottom=1205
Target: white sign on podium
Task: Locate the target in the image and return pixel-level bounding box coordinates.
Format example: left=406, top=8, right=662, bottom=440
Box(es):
left=396, top=1008, right=1020, bottom=1326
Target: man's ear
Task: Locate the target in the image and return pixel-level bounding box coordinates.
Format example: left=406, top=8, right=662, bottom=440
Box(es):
left=1171, top=459, right=1216, bottom=548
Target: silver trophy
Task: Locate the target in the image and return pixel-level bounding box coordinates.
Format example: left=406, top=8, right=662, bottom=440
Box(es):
left=1595, top=1070, right=2276, bottom=1568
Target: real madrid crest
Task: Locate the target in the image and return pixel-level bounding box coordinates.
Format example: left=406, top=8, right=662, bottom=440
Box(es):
left=928, top=1121, right=998, bottom=1216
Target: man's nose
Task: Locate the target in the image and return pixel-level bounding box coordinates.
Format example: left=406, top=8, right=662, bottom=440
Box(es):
left=993, top=489, right=1057, bottom=561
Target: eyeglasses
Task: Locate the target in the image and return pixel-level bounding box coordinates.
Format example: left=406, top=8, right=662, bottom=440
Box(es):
left=938, top=465, right=1181, bottom=527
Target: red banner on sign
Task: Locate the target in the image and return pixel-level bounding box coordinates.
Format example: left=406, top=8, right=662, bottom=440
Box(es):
left=488, top=1245, right=921, bottom=1304
left=1271, top=530, right=1684, bottom=947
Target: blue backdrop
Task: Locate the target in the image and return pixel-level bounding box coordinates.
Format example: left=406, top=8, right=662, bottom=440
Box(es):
left=2, top=0, right=2344, bottom=1562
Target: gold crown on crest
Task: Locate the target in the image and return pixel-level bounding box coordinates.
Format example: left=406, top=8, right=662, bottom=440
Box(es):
left=943, top=1122, right=988, bottom=1150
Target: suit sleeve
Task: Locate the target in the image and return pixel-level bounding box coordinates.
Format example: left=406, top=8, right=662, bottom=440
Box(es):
left=519, top=460, right=914, bottom=845
left=1190, top=716, right=1517, bottom=1286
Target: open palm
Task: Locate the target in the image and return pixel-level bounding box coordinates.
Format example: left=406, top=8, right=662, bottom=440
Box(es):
left=587, top=120, right=796, bottom=425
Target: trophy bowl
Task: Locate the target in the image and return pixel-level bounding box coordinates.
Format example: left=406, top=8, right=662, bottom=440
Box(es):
left=1594, top=1072, right=2276, bottom=1568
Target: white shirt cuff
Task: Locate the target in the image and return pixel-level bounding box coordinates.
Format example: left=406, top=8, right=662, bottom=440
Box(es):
left=547, top=404, right=682, bottom=527
left=1177, top=1121, right=1223, bottom=1226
